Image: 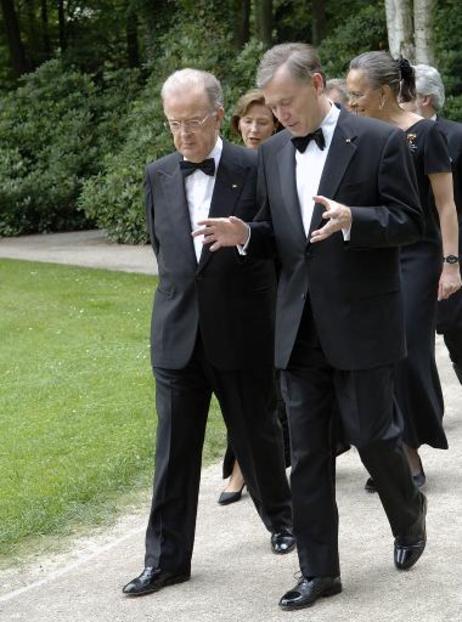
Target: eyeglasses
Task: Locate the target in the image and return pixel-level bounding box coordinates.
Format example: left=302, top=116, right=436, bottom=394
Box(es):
left=164, top=112, right=215, bottom=134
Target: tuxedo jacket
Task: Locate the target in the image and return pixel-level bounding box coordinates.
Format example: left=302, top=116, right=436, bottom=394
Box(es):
left=250, top=109, right=424, bottom=371
left=145, top=140, right=276, bottom=371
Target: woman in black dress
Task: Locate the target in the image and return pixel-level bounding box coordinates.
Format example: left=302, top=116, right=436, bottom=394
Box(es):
left=218, top=90, right=290, bottom=505
left=346, top=51, right=461, bottom=489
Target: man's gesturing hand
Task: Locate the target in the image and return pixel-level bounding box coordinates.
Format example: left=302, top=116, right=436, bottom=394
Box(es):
left=310, top=195, right=352, bottom=243
left=192, top=216, right=249, bottom=251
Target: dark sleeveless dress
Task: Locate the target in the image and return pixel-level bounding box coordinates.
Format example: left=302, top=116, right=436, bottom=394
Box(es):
left=396, top=118, right=451, bottom=449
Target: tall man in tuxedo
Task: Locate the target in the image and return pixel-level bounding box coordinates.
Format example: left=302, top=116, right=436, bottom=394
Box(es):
left=122, top=68, right=293, bottom=597
left=406, top=64, right=462, bottom=384
left=195, top=44, right=427, bottom=611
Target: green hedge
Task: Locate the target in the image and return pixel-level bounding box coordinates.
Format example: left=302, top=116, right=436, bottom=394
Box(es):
left=78, top=16, right=265, bottom=243
left=6, top=0, right=462, bottom=242
left=318, top=2, right=387, bottom=79
left=0, top=60, right=142, bottom=236
left=433, top=0, right=462, bottom=121
left=0, top=61, right=96, bottom=235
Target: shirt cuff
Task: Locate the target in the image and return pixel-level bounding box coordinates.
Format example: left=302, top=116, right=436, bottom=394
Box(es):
left=342, top=225, right=351, bottom=242
left=236, top=225, right=251, bottom=255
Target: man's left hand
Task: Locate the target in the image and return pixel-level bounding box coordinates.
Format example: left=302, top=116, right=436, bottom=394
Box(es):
left=192, top=216, right=249, bottom=251
left=310, top=195, right=352, bottom=243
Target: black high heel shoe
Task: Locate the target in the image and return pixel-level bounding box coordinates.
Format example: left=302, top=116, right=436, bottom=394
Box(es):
left=218, top=483, right=245, bottom=505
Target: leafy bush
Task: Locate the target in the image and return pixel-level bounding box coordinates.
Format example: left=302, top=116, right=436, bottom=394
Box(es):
left=0, top=60, right=96, bottom=235
left=433, top=0, right=462, bottom=121
left=77, top=90, right=165, bottom=244
left=318, top=2, right=387, bottom=79
left=442, top=96, right=462, bottom=123
left=0, top=60, right=142, bottom=236
left=78, top=19, right=265, bottom=243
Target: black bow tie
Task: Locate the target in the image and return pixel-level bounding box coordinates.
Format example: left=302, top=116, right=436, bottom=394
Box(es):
left=291, top=128, right=325, bottom=153
left=179, top=158, right=215, bottom=177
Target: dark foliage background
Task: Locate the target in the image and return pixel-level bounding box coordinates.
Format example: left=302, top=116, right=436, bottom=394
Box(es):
left=0, top=0, right=458, bottom=241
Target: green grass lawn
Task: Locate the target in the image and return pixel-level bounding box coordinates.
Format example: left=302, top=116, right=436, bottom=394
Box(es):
left=0, top=259, right=226, bottom=561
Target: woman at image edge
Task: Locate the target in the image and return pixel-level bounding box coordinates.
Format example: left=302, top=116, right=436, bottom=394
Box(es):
left=346, top=51, right=461, bottom=490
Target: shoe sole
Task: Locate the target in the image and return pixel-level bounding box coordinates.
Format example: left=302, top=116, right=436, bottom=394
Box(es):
left=124, top=574, right=190, bottom=597
left=279, top=584, right=342, bottom=611
left=217, top=494, right=243, bottom=505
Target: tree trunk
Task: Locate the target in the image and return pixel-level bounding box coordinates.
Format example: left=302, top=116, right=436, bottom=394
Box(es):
left=256, top=0, right=272, bottom=47
left=233, top=0, right=250, bottom=49
left=25, top=0, right=41, bottom=65
left=57, top=0, right=66, bottom=52
left=41, top=0, right=51, bottom=56
left=311, top=0, right=326, bottom=46
left=384, top=0, right=415, bottom=61
left=126, top=8, right=140, bottom=67
left=414, top=0, right=434, bottom=64
left=0, top=0, right=29, bottom=77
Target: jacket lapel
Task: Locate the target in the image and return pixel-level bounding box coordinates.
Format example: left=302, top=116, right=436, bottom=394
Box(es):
left=308, top=110, right=358, bottom=239
left=276, top=138, right=307, bottom=247
left=197, top=142, right=246, bottom=273
left=157, top=154, right=197, bottom=265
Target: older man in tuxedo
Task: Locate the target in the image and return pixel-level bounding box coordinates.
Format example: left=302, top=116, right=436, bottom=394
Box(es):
left=195, top=44, right=427, bottom=611
left=404, top=64, right=462, bottom=384
left=122, top=68, right=293, bottom=597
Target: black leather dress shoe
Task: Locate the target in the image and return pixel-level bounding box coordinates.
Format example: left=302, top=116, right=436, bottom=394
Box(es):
left=394, top=496, right=427, bottom=570
left=122, top=567, right=190, bottom=596
left=271, top=530, right=296, bottom=554
left=218, top=484, right=245, bottom=505
left=279, top=576, right=342, bottom=611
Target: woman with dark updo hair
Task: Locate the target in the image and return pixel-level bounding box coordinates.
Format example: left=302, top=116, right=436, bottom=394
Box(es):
left=347, top=51, right=461, bottom=490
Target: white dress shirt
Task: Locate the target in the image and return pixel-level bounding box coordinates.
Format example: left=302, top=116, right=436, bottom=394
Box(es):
left=184, top=137, right=223, bottom=262
left=295, top=102, right=340, bottom=237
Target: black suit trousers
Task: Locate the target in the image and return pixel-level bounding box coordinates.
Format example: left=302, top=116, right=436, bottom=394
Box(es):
left=281, top=303, right=423, bottom=577
left=144, top=335, right=292, bottom=572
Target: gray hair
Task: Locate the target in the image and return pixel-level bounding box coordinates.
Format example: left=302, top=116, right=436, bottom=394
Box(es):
left=161, top=68, right=224, bottom=110
left=256, top=43, right=324, bottom=88
left=413, top=64, right=445, bottom=111
left=325, top=78, right=348, bottom=104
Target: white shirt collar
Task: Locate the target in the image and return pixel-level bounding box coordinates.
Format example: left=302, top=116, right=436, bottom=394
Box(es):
left=208, top=136, right=223, bottom=169
left=318, top=102, right=340, bottom=145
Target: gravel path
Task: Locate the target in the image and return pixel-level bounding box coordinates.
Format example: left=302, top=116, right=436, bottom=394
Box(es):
left=0, top=231, right=460, bottom=622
